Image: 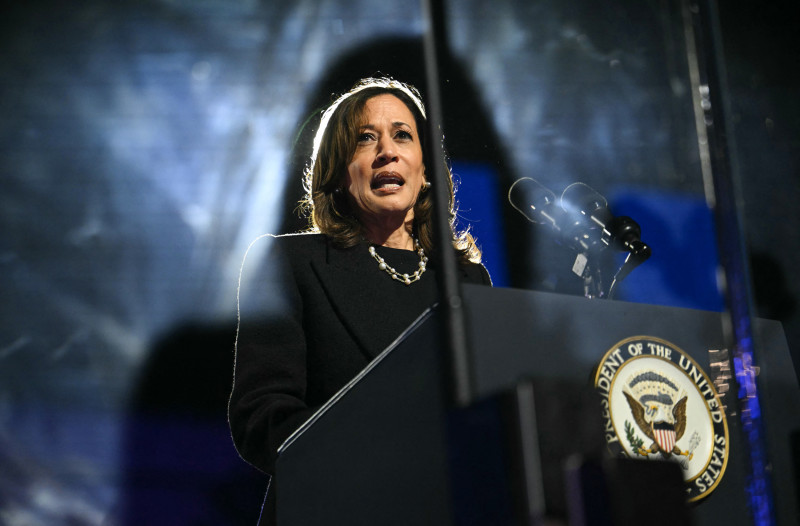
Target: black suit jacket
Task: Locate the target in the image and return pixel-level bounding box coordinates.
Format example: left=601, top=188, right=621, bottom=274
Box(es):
left=229, top=232, right=491, bottom=476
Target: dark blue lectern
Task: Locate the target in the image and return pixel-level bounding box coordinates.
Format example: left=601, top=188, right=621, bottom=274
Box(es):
left=275, top=285, right=799, bottom=526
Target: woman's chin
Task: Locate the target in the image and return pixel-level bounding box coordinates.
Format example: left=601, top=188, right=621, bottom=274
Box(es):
left=364, top=194, right=414, bottom=211
left=360, top=203, right=414, bottom=224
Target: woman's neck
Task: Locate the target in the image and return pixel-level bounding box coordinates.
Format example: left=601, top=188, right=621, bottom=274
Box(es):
left=362, top=218, right=415, bottom=250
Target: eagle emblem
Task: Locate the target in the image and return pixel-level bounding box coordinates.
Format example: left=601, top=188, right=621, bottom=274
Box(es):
left=623, top=370, right=697, bottom=460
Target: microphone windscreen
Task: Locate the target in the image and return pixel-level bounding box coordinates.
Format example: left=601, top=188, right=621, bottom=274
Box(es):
left=508, top=177, right=557, bottom=224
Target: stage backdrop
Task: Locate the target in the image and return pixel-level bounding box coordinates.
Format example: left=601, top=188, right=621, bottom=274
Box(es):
left=1, top=0, right=798, bottom=524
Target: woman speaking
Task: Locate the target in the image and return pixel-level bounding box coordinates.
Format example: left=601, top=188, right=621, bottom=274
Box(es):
left=229, top=77, right=491, bottom=524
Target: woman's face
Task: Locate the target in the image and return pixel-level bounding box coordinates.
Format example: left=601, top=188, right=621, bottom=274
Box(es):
left=345, top=94, right=425, bottom=228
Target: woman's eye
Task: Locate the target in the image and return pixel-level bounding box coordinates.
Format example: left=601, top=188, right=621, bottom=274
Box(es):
left=357, top=132, right=375, bottom=142
left=395, top=130, right=412, bottom=140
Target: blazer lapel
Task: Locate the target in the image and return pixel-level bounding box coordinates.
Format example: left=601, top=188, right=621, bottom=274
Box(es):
left=310, top=240, right=404, bottom=359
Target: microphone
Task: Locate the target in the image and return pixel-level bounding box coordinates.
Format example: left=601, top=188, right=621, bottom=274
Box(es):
left=508, top=177, right=560, bottom=229
left=560, top=182, right=651, bottom=261
left=509, top=177, right=592, bottom=252
left=509, top=177, right=652, bottom=298
left=509, top=178, right=600, bottom=254
left=509, top=178, right=651, bottom=261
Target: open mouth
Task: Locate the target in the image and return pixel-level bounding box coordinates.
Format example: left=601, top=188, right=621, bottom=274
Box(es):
left=371, top=171, right=405, bottom=190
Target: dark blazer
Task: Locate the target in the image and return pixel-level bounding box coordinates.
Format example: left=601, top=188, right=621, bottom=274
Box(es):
left=229, top=232, right=491, bottom=474
left=228, top=232, right=491, bottom=524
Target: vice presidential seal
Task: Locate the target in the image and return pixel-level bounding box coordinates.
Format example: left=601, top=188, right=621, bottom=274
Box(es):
left=593, top=336, right=729, bottom=501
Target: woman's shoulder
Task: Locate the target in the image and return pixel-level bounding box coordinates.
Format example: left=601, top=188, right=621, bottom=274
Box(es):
left=238, top=232, right=327, bottom=300
left=246, top=231, right=326, bottom=254
left=460, top=260, right=493, bottom=286
left=240, top=231, right=326, bottom=275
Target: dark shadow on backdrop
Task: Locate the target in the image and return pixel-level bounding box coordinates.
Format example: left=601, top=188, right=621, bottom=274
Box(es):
left=118, top=321, right=267, bottom=526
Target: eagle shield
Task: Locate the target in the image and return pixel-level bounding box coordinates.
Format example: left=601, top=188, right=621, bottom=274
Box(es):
left=623, top=370, right=688, bottom=458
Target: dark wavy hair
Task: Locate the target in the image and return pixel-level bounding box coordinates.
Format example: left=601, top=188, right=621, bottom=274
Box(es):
left=301, top=77, right=480, bottom=264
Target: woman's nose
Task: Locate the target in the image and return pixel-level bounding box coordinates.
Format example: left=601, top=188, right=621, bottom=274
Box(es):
left=375, top=137, right=398, bottom=163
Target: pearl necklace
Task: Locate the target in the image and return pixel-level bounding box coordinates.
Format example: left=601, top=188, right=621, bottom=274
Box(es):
left=368, top=238, right=428, bottom=285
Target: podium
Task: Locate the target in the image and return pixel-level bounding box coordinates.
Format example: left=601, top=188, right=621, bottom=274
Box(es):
left=275, top=285, right=800, bottom=525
